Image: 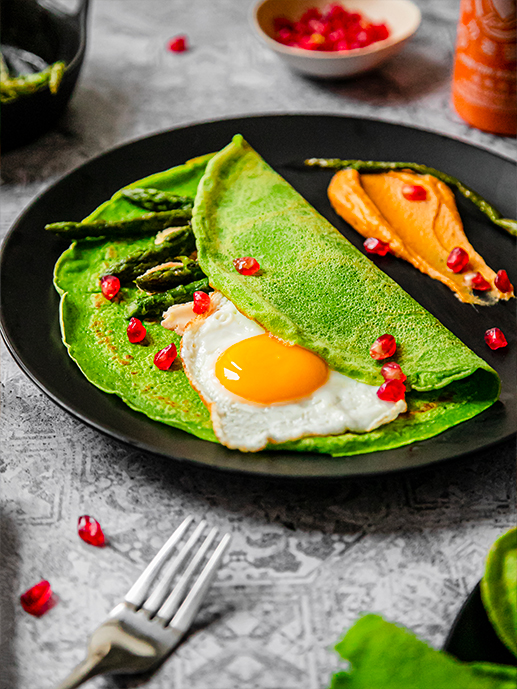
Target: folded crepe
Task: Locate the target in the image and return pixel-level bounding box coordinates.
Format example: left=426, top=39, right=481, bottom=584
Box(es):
left=54, top=136, right=500, bottom=456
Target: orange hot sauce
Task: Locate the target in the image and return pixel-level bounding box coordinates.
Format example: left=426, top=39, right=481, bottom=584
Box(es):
left=452, top=0, right=516, bottom=136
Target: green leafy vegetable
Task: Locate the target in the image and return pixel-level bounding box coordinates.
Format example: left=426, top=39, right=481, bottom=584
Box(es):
left=330, top=615, right=517, bottom=688
left=481, top=527, right=517, bottom=658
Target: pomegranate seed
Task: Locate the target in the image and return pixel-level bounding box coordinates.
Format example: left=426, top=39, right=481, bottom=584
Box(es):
left=100, top=275, right=120, bottom=300
left=485, top=328, right=508, bottom=350
left=274, top=5, right=389, bottom=51
left=373, top=23, right=389, bottom=40
left=402, top=184, right=427, bottom=201
left=20, top=580, right=52, bottom=616
left=193, top=291, right=211, bottom=314
left=154, top=343, right=178, bottom=370
left=78, top=515, right=106, bottom=547
left=277, top=27, right=293, bottom=43
left=274, top=16, right=291, bottom=31
left=168, top=35, right=188, bottom=53
left=467, top=272, right=491, bottom=291
left=233, top=257, right=260, bottom=275
left=127, top=317, right=146, bottom=343
left=370, top=334, right=397, bottom=360
left=381, top=361, right=407, bottom=382
left=363, top=237, right=390, bottom=256
left=377, top=379, right=406, bottom=403
left=446, top=247, right=469, bottom=273
left=495, top=269, right=513, bottom=293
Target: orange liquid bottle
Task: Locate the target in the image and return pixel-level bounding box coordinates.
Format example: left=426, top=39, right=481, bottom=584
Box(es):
left=452, top=0, right=516, bottom=136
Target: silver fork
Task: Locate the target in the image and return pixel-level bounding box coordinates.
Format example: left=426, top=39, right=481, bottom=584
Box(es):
left=56, top=516, right=231, bottom=689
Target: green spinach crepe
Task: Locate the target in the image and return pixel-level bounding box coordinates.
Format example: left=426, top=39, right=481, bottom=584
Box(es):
left=53, top=137, right=500, bottom=456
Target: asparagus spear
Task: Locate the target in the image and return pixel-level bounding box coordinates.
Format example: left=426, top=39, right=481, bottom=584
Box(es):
left=135, top=257, right=205, bottom=292
left=102, top=226, right=195, bottom=282
left=304, top=158, right=517, bottom=237
left=120, top=188, right=194, bottom=212
left=45, top=209, right=192, bottom=239
left=125, top=278, right=211, bottom=320
left=48, top=61, right=66, bottom=94
left=0, top=58, right=66, bottom=103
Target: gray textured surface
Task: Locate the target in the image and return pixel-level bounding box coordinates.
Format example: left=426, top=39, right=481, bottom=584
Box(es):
left=1, top=0, right=516, bottom=687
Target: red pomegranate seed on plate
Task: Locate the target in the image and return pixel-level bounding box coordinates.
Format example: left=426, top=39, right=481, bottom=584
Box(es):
left=402, top=184, right=427, bottom=201
left=381, top=361, right=407, bottom=382
left=370, top=334, right=397, bottom=360
left=446, top=247, right=469, bottom=273
left=484, top=328, right=508, bottom=350
left=20, top=580, right=52, bottom=616
left=100, top=275, right=120, bottom=300
left=168, top=35, right=188, bottom=53
left=233, top=257, right=260, bottom=275
left=127, top=317, right=147, bottom=343
left=78, top=515, right=106, bottom=547
left=193, top=291, right=211, bottom=314
left=468, top=272, right=491, bottom=291
left=495, top=269, right=513, bottom=293
left=154, top=343, right=178, bottom=370
left=377, top=379, right=406, bottom=403
left=363, top=237, right=390, bottom=256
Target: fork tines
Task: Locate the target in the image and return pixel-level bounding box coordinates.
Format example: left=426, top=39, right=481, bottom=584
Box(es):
left=124, top=517, right=231, bottom=631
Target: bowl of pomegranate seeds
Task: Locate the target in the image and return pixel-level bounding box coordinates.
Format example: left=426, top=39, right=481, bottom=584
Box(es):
left=252, top=0, right=421, bottom=78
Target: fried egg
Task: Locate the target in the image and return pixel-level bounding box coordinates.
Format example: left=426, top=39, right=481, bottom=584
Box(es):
left=180, top=293, right=406, bottom=452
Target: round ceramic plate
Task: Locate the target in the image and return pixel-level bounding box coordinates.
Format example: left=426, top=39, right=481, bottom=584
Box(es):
left=1, top=115, right=516, bottom=477
left=444, top=582, right=515, bottom=666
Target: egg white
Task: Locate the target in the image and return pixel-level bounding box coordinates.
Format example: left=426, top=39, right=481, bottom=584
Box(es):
left=180, top=293, right=406, bottom=452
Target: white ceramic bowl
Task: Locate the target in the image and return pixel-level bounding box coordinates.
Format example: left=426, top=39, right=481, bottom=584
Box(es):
left=251, top=0, right=421, bottom=79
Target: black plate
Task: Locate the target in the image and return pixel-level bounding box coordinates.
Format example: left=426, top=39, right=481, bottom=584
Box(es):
left=444, top=582, right=515, bottom=666
left=1, top=115, right=516, bottom=477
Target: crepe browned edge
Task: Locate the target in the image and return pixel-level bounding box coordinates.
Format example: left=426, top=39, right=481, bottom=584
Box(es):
left=53, top=143, right=500, bottom=456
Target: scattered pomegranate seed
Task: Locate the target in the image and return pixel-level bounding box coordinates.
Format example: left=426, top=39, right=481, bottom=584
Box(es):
left=154, top=343, right=178, bottom=370
left=370, top=334, right=397, bottom=360
left=381, top=361, right=407, bottom=382
left=467, top=272, right=491, bottom=291
left=100, top=275, right=120, bottom=300
left=168, top=35, right=188, bottom=53
left=495, top=269, right=513, bottom=293
left=402, top=184, right=427, bottom=201
left=78, top=515, right=106, bottom=547
left=485, top=328, right=508, bottom=350
left=233, top=257, right=260, bottom=276
left=20, top=580, right=53, bottom=616
left=377, top=379, right=406, bottom=403
left=446, top=247, right=469, bottom=273
left=273, top=5, right=390, bottom=51
left=193, top=291, right=211, bottom=314
left=363, top=237, right=390, bottom=256
left=127, top=317, right=147, bottom=343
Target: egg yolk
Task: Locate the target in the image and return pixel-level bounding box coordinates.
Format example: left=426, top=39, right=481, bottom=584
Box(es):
left=215, top=334, right=329, bottom=404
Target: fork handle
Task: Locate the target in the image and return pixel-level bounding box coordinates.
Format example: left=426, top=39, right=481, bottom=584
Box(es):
left=55, top=651, right=107, bottom=689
